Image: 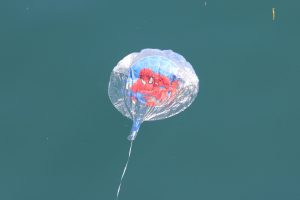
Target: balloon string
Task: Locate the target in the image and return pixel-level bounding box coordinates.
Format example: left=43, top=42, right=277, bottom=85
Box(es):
left=116, top=140, right=134, bottom=200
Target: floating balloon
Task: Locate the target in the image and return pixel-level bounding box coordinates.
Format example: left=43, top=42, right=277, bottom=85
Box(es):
left=108, top=49, right=199, bottom=199
left=109, top=49, right=199, bottom=140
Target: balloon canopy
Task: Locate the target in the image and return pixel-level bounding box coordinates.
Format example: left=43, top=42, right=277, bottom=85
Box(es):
left=108, top=49, right=199, bottom=140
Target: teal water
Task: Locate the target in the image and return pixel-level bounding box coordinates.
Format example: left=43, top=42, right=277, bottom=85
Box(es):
left=1, top=0, right=300, bottom=199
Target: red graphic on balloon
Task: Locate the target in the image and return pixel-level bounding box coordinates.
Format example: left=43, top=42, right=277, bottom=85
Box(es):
left=130, top=68, right=178, bottom=106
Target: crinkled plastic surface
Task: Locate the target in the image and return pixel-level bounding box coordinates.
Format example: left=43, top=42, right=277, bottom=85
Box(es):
left=108, top=49, right=199, bottom=140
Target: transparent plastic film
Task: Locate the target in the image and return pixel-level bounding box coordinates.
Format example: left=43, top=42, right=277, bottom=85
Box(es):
left=108, top=49, right=199, bottom=140
left=108, top=49, right=199, bottom=199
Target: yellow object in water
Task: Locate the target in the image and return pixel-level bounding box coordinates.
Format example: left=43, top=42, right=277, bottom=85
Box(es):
left=272, top=8, right=276, bottom=21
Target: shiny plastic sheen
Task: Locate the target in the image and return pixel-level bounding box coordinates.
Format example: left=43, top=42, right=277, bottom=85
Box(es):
left=108, top=49, right=199, bottom=140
